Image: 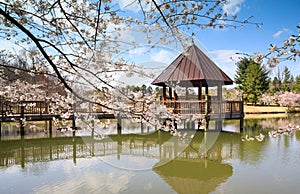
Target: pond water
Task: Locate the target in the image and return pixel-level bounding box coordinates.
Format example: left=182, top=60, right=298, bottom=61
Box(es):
left=1, top=115, right=300, bottom=194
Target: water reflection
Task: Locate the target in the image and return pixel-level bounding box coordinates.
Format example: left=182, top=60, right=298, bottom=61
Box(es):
left=154, top=159, right=232, bottom=194
left=1, top=116, right=300, bottom=193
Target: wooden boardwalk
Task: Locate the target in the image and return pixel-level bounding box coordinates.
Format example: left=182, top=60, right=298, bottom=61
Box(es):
left=1, top=99, right=244, bottom=133
left=0, top=100, right=117, bottom=122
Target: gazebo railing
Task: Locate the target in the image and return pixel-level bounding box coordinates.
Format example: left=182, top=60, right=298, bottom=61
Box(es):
left=164, top=100, right=243, bottom=115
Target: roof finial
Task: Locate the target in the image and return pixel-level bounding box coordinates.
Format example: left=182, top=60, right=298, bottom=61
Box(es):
left=191, top=33, right=195, bottom=44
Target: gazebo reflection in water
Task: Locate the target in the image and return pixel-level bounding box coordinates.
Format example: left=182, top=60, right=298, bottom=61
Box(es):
left=151, top=42, right=244, bottom=131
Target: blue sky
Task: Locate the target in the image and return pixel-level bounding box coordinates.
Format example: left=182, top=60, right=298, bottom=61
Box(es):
left=193, top=0, right=300, bottom=78
left=1, top=0, right=300, bottom=85
left=115, top=0, right=300, bottom=86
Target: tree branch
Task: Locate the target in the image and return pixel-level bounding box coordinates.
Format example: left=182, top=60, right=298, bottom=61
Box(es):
left=0, top=7, right=113, bottom=110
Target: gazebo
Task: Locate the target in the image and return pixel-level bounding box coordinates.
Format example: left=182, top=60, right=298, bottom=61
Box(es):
left=152, top=42, right=243, bottom=128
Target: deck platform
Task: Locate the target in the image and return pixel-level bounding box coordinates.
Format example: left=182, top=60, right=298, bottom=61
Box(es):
left=163, top=99, right=244, bottom=120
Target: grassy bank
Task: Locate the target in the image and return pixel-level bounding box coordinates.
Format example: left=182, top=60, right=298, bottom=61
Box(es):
left=244, top=105, right=288, bottom=114
left=244, top=105, right=300, bottom=119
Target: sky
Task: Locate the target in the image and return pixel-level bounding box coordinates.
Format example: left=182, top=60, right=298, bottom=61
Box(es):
left=113, top=0, right=300, bottom=86
left=195, top=0, right=300, bottom=79
left=1, top=0, right=300, bottom=86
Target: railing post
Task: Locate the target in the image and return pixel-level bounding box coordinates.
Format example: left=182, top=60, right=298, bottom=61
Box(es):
left=117, top=113, right=122, bottom=135
left=40, top=101, right=42, bottom=115
left=205, top=95, right=209, bottom=116
left=20, top=105, right=25, bottom=136
left=46, top=101, right=49, bottom=114
left=49, top=119, right=52, bottom=138
left=241, top=98, right=244, bottom=118
left=1, top=100, right=3, bottom=120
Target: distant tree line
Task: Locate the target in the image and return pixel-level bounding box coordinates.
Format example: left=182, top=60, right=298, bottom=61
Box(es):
left=121, top=84, right=156, bottom=96
left=269, top=66, right=300, bottom=94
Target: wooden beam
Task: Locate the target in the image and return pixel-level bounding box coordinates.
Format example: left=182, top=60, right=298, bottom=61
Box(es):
left=217, top=83, right=222, bottom=101
left=162, top=86, right=166, bottom=103
left=198, top=82, right=202, bottom=100
left=185, top=87, right=189, bottom=100
left=169, top=87, right=172, bottom=99
left=20, top=106, right=25, bottom=136
left=205, top=86, right=208, bottom=95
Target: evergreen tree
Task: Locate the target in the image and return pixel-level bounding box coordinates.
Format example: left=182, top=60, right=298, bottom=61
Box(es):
left=141, top=84, right=147, bottom=95
left=282, top=66, right=292, bottom=91
left=269, top=76, right=281, bottom=95
left=294, top=76, right=300, bottom=92
left=234, top=58, right=250, bottom=90
left=147, top=86, right=153, bottom=94
left=235, top=58, right=270, bottom=104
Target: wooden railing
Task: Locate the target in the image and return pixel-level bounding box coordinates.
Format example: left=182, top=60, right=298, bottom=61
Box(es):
left=0, top=99, right=244, bottom=120
left=164, top=100, right=243, bottom=116
left=0, top=101, right=49, bottom=117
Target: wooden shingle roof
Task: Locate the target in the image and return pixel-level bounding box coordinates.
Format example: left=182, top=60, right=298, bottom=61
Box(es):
left=151, top=43, right=233, bottom=87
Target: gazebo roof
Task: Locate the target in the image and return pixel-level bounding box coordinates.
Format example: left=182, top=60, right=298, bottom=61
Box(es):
left=153, top=159, right=233, bottom=194
left=151, top=43, right=233, bottom=87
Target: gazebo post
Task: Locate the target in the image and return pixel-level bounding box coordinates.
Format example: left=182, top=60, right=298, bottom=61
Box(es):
left=185, top=86, right=189, bottom=100
left=217, top=83, right=222, bottom=101
left=162, top=85, right=166, bottom=104
left=169, top=87, right=172, bottom=100
left=205, top=86, right=209, bottom=131
left=198, top=83, right=202, bottom=100
left=205, top=86, right=208, bottom=96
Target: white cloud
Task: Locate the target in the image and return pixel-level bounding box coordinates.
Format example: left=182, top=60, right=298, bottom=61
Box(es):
left=0, top=39, right=22, bottom=51
left=118, top=0, right=139, bottom=12
left=150, top=49, right=175, bottom=64
left=129, top=47, right=148, bottom=55
left=273, top=28, right=289, bottom=38
left=117, top=0, right=154, bottom=13
left=223, top=0, right=245, bottom=16
left=209, top=49, right=242, bottom=79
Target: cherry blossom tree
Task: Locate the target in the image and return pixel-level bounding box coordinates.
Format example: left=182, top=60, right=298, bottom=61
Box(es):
left=277, top=91, right=300, bottom=107
left=0, top=0, right=262, bottom=123
left=251, top=24, right=300, bottom=67
left=260, top=93, right=277, bottom=105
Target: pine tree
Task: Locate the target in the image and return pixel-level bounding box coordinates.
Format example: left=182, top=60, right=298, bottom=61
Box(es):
left=282, top=66, right=292, bottom=91
left=235, top=58, right=270, bottom=104
left=269, top=76, right=281, bottom=95
left=234, top=58, right=250, bottom=90
left=294, top=76, right=300, bottom=92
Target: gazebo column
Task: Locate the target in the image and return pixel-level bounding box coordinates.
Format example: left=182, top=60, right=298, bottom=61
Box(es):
left=168, top=87, right=172, bottom=100
left=198, top=83, right=203, bottom=116
left=198, top=83, right=202, bottom=100
left=216, top=83, right=223, bottom=131
left=204, top=85, right=209, bottom=131
left=205, top=85, right=209, bottom=115
left=162, top=85, right=166, bottom=104
left=217, top=83, right=222, bottom=101
left=185, top=87, right=189, bottom=100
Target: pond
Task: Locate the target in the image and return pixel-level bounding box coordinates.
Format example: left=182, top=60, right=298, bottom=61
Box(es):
left=1, top=115, right=300, bottom=194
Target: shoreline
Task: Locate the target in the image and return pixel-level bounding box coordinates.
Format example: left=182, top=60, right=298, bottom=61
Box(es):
left=244, top=105, right=300, bottom=119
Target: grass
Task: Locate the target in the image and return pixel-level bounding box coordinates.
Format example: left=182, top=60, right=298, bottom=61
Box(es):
left=244, top=105, right=300, bottom=119
left=244, top=105, right=288, bottom=114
